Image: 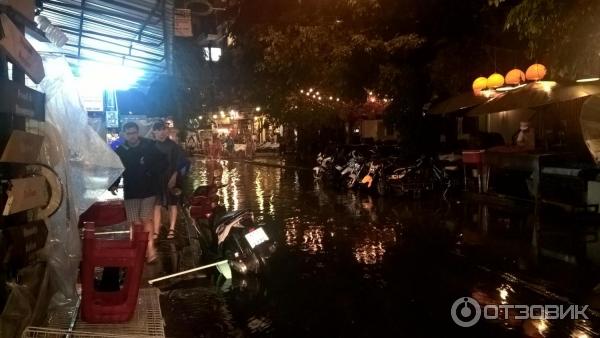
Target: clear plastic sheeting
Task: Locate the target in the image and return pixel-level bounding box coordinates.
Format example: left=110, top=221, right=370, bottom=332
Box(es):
left=29, top=56, right=122, bottom=327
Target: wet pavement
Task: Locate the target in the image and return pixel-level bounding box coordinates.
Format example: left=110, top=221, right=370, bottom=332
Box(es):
left=145, top=158, right=600, bottom=337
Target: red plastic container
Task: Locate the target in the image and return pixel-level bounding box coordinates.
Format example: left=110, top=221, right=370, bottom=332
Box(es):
left=79, top=201, right=127, bottom=228
left=462, top=150, right=485, bottom=164
left=80, top=221, right=148, bottom=323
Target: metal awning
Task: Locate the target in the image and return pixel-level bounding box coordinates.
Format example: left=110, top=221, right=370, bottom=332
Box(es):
left=469, top=81, right=600, bottom=116
left=39, top=0, right=174, bottom=88
left=429, top=91, right=496, bottom=115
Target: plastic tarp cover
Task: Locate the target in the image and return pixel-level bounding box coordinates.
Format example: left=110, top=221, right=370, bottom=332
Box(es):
left=2, top=56, right=124, bottom=333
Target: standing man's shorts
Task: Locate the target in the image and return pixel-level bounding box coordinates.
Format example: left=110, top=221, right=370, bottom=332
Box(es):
left=124, top=196, right=156, bottom=224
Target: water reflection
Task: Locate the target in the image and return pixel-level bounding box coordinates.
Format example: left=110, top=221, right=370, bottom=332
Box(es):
left=497, top=283, right=515, bottom=304
left=353, top=226, right=396, bottom=265
left=178, top=160, right=600, bottom=337
left=301, top=226, right=325, bottom=254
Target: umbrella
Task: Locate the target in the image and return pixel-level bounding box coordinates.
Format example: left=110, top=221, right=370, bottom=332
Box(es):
left=429, top=91, right=493, bottom=115
left=580, top=94, right=600, bottom=165
left=469, top=81, right=600, bottom=116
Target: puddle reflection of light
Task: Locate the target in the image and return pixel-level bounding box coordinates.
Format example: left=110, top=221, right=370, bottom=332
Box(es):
left=353, top=226, right=396, bottom=265
left=497, top=284, right=514, bottom=305
left=301, top=226, right=325, bottom=254
left=572, top=332, right=589, bottom=338
left=535, top=319, right=548, bottom=335
left=571, top=320, right=592, bottom=338
left=218, top=161, right=239, bottom=211
left=255, top=172, right=264, bottom=214
left=284, top=217, right=300, bottom=247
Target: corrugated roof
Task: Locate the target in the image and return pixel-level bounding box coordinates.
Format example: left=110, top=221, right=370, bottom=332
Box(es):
left=39, top=0, right=173, bottom=88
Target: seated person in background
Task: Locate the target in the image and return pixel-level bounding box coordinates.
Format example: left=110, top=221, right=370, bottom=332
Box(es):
left=514, top=121, right=535, bottom=151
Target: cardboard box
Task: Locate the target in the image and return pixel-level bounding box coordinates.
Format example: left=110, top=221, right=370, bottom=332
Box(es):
left=2, top=176, right=48, bottom=215
left=0, top=13, right=45, bottom=83
left=0, top=130, right=44, bottom=163
left=0, top=0, right=36, bottom=21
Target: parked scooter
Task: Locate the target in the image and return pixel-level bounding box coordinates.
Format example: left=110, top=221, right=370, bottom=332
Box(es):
left=339, top=151, right=368, bottom=189
left=385, top=156, right=455, bottom=199
left=184, top=186, right=276, bottom=275
left=358, top=159, right=388, bottom=195
left=313, top=152, right=334, bottom=180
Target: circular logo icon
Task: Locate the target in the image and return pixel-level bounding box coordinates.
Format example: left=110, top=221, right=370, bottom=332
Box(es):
left=451, top=297, right=481, bottom=328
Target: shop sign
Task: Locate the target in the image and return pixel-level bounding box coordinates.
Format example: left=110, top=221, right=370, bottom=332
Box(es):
left=0, top=130, right=44, bottom=163
left=79, top=86, right=104, bottom=112
left=106, top=110, right=119, bottom=128
left=174, top=9, right=193, bottom=37
left=0, top=13, right=44, bottom=83
left=0, top=78, right=45, bottom=121
left=2, top=176, right=48, bottom=216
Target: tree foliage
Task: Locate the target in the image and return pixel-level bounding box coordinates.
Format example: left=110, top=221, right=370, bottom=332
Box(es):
left=502, top=0, right=600, bottom=79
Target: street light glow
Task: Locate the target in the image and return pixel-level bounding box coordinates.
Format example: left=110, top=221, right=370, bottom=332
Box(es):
left=256, top=106, right=261, bottom=112
left=212, top=114, right=218, bottom=119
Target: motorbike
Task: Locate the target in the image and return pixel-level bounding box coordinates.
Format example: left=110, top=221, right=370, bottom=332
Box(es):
left=340, top=151, right=368, bottom=189
left=313, top=152, right=334, bottom=180
left=358, top=159, right=388, bottom=195
left=385, top=156, right=455, bottom=199
left=184, top=186, right=276, bottom=275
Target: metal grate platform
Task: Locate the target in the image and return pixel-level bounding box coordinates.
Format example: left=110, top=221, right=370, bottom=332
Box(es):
left=22, top=288, right=165, bottom=338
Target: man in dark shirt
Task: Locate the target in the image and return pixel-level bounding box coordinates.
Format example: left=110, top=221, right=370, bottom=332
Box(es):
left=110, top=122, right=165, bottom=263
left=152, top=121, right=190, bottom=240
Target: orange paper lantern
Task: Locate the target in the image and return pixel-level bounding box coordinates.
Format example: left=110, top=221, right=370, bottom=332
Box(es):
left=505, top=69, right=526, bottom=85
left=526, top=64, right=547, bottom=81
left=487, top=73, right=505, bottom=89
left=472, top=77, right=487, bottom=93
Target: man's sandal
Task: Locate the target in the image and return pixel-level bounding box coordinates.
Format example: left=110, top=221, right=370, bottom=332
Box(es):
left=166, top=229, right=176, bottom=239
left=146, top=251, right=158, bottom=264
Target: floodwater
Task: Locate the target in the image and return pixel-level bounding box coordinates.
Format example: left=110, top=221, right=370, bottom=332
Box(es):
left=148, top=158, right=600, bottom=338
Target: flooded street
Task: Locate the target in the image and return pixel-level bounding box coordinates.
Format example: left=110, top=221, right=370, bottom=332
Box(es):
left=154, top=159, right=600, bottom=338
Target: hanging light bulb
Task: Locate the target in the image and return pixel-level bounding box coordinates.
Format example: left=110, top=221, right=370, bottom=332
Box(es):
left=472, top=77, right=488, bottom=94
left=526, top=64, right=547, bottom=81
left=487, top=73, right=505, bottom=89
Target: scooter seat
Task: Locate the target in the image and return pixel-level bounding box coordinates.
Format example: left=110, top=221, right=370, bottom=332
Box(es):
left=193, top=185, right=216, bottom=197
left=215, top=209, right=252, bottom=226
